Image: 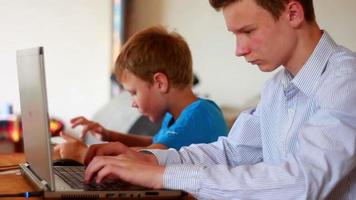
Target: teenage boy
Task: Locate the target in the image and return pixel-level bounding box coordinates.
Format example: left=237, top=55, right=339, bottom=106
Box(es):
left=54, top=26, right=228, bottom=163
left=82, top=0, right=356, bottom=199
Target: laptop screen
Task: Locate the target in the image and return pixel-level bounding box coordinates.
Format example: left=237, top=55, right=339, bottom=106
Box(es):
left=16, top=47, right=55, bottom=190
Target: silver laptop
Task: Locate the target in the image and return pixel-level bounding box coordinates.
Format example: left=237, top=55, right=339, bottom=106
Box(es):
left=16, top=47, right=183, bottom=199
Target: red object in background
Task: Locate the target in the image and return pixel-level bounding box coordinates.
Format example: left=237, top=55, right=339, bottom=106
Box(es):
left=0, top=117, right=20, bottom=143
left=49, top=118, right=64, bottom=136
left=0, top=117, right=64, bottom=143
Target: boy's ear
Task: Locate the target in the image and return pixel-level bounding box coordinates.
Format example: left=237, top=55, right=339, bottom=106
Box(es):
left=284, top=0, right=304, bottom=27
left=153, top=72, right=169, bottom=93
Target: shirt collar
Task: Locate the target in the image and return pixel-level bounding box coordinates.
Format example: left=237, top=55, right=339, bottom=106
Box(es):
left=282, top=31, right=337, bottom=97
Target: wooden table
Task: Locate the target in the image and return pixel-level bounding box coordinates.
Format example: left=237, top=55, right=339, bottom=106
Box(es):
left=0, top=153, right=41, bottom=200
left=0, top=153, right=195, bottom=200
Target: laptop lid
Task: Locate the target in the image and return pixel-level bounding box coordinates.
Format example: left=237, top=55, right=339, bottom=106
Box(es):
left=16, top=46, right=55, bottom=190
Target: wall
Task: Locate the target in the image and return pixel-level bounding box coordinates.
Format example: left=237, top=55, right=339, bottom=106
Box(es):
left=126, top=0, right=356, bottom=111
left=315, top=0, right=356, bottom=50
left=0, top=0, right=112, bottom=126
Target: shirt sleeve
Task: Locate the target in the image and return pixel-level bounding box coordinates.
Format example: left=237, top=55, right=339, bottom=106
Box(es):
left=148, top=70, right=356, bottom=199
left=148, top=114, right=355, bottom=199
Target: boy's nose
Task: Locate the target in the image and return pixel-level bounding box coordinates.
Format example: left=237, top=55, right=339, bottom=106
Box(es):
left=235, top=44, right=250, bottom=57
left=235, top=37, right=251, bottom=57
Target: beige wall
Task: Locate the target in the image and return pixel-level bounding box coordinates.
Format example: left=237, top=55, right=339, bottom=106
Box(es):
left=125, top=0, right=356, bottom=111
left=0, top=0, right=112, bottom=126
left=315, top=0, right=356, bottom=50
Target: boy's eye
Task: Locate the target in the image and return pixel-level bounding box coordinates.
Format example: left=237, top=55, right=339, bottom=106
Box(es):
left=244, top=29, right=254, bottom=34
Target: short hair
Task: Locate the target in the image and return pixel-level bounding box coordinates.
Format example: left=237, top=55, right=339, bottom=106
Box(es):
left=209, top=0, right=315, bottom=22
left=115, top=26, right=193, bottom=88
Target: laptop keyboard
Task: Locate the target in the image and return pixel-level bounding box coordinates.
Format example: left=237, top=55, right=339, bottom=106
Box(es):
left=53, top=166, right=125, bottom=190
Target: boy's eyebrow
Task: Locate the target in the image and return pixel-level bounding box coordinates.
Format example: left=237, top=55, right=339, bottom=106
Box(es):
left=231, top=24, right=255, bottom=33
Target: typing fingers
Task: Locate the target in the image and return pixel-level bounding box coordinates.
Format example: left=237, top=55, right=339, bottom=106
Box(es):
left=85, top=156, right=118, bottom=183
left=84, top=142, right=129, bottom=166
left=95, top=164, right=119, bottom=184
left=60, top=131, right=79, bottom=142
left=81, top=122, right=103, bottom=138
left=84, top=144, right=104, bottom=165
left=85, top=156, right=134, bottom=184
left=85, top=155, right=164, bottom=188
left=70, top=116, right=87, bottom=128
left=53, top=144, right=62, bottom=158
left=96, top=142, right=129, bottom=156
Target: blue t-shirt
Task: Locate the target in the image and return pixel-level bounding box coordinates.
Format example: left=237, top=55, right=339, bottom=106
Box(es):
left=152, top=98, right=228, bottom=150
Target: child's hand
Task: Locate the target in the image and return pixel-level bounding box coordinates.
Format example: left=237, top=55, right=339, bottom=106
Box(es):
left=53, top=131, right=88, bottom=163
left=70, top=116, right=109, bottom=140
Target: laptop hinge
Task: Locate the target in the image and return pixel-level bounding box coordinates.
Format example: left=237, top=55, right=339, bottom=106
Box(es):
left=20, top=163, right=50, bottom=191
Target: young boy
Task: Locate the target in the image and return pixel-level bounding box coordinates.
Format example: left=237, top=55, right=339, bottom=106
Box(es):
left=55, top=26, right=228, bottom=162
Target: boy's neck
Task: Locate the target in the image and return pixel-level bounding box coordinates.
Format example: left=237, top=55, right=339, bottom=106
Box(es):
left=284, top=22, right=323, bottom=76
left=167, top=87, right=198, bottom=120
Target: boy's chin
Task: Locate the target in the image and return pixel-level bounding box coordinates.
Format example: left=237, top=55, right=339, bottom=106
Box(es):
left=147, top=115, right=163, bottom=123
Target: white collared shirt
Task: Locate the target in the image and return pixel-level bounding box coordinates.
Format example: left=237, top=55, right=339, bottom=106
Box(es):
left=148, top=32, right=356, bottom=200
